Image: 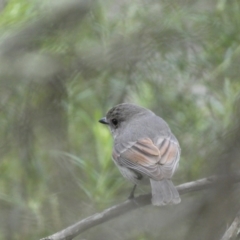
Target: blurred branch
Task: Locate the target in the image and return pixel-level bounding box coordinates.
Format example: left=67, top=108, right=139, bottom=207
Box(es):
left=0, top=0, right=91, bottom=56
left=40, top=172, right=240, bottom=240
left=220, top=210, right=240, bottom=240
left=0, top=0, right=7, bottom=13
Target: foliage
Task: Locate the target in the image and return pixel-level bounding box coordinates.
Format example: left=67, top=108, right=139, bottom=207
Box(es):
left=0, top=0, right=240, bottom=239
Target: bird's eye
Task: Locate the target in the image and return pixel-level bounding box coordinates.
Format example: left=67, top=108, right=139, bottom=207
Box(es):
left=111, top=118, right=118, bottom=126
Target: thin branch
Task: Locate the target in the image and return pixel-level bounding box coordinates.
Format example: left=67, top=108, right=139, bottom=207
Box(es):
left=220, top=210, right=240, bottom=240
left=40, top=173, right=240, bottom=240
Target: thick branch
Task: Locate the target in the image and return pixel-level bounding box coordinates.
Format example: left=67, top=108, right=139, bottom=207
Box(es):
left=220, top=210, right=240, bottom=240
left=40, top=173, right=240, bottom=240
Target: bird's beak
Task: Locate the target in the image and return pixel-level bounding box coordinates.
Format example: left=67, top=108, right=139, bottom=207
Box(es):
left=99, top=117, right=109, bottom=125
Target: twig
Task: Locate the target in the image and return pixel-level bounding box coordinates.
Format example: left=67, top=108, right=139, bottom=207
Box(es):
left=40, top=173, right=240, bottom=240
left=220, top=210, right=240, bottom=240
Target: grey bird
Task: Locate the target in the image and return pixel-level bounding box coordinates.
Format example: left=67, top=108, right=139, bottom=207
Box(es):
left=99, top=103, right=181, bottom=206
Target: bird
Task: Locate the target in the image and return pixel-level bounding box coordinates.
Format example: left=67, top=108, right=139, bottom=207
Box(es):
left=99, top=103, right=181, bottom=206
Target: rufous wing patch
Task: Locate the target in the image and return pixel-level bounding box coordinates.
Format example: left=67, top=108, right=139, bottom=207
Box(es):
left=113, top=136, right=180, bottom=180
left=159, top=139, right=178, bottom=165
left=119, top=138, right=160, bottom=166
left=137, top=138, right=160, bottom=156
left=112, top=149, right=119, bottom=160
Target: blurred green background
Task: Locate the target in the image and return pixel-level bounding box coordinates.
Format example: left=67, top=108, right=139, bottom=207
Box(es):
left=0, top=0, right=240, bottom=239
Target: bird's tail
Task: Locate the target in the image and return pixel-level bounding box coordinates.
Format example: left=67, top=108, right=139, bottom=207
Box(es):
left=150, top=179, right=181, bottom=206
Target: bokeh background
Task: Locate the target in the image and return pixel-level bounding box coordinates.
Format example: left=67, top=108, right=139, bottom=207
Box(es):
left=0, top=0, right=240, bottom=239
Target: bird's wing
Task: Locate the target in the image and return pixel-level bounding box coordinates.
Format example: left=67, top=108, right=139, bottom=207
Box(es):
left=113, top=135, right=180, bottom=180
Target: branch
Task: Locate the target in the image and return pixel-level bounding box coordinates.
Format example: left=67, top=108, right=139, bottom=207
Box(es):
left=0, top=0, right=7, bottom=13
left=40, top=173, right=240, bottom=240
left=0, top=0, right=91, bottom=56
left=220, top=210, right=240, bottom=240
left=0, top=0, right=92, bottom=84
